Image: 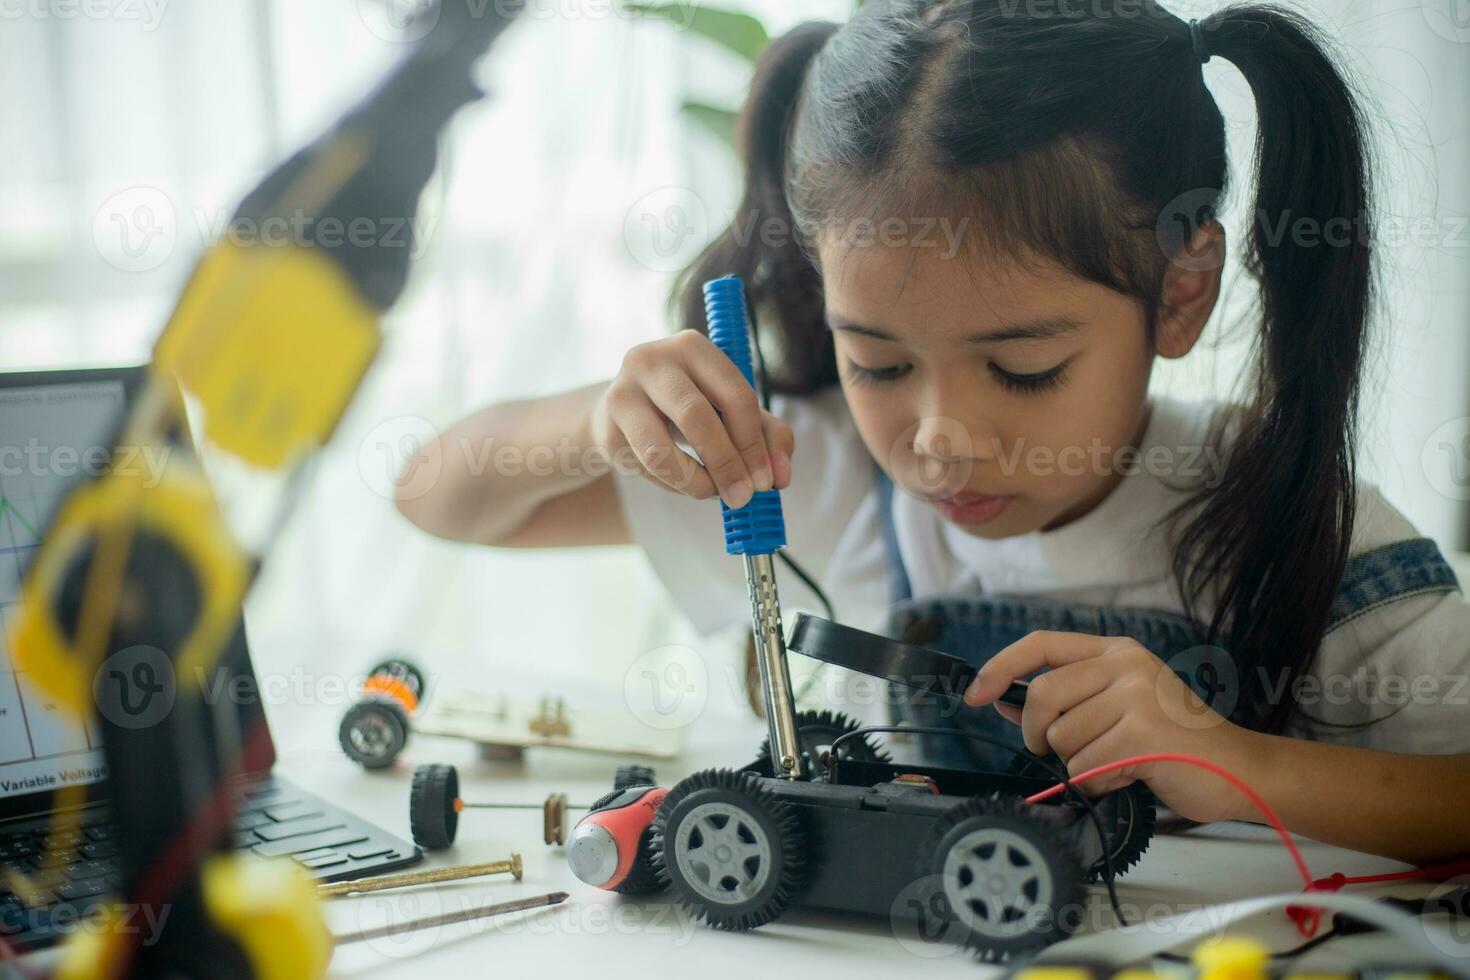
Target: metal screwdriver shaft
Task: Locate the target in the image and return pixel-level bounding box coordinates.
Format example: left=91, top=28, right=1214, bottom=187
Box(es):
left=704, top=277, right=803, bottom=780
left=333, top=891, right=568, bottom=946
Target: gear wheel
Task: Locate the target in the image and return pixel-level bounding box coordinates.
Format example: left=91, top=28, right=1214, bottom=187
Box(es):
left=915, top=795, right=1086, bottom=959
left=651, top=769, right=805, bottom=931
left=409, top=763, right=459, bottom=850
left=751, top=709, right=890, bottom=777
left=1006, top=753, right=1156, bottom=880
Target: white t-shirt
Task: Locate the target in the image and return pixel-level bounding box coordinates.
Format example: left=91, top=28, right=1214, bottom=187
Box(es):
left=614, top=388, right=1470, bottom=755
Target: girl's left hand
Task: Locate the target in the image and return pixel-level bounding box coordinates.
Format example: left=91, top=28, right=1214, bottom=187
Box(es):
left=963, top=631, right=1259, bottom=824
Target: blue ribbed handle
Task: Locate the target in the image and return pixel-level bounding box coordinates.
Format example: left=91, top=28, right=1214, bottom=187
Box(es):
left=703, top=276, right=786, bottom=557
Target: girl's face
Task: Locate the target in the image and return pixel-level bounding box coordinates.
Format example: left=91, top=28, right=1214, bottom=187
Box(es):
left=820, top=241, right=1157, bottom=539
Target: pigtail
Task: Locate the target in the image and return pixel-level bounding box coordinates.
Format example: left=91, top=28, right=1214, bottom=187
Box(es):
left=1173, top=6, right=1375, bottom=733
left=672, top=21, right=840, bottom=396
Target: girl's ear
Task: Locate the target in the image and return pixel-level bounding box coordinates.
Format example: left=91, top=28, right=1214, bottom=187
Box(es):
left=1156, top=221, right=1226, bottom=359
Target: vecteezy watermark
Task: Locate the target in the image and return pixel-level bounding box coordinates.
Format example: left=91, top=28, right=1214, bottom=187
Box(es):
left=994, top=0, right=1177, bottom=21
left=1157, top=188, right=1470, bottom=270
left=623, top=187, right=712, bottom=275
left=358, top=0, right=701, bottom=44
left=0, top=901, right=173, bottom=947
left=0, top=0, right=168, bottom=31
left=1159, top=646, right=1238, bottom=731
left=93, top=646, right=177, bottom=731
left=1257, top=668, right=1470, bottom=712
left=622, top=190, right=974, bottom=274
left=623, top=644, right=708, bottom=731
left=0, top=440, right=170, bottom=487
left=356, top=415, right=697, bottom=501
left=1422, top=0, right=1470, bottom=44
left=1422, top=876, right=1470, bottom=958
left=1421, top=416, right=1470, bottom=502
left=92, top=187, right=438, bottom=274
left=93, top=187, right=178, bottom=274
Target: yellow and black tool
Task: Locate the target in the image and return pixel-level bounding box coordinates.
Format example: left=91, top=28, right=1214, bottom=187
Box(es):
left=8, top=2, right=527, bottom=976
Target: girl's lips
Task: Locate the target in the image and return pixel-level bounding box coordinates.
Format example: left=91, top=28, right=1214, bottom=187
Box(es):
left=930, top=493, right=1013, bottom=525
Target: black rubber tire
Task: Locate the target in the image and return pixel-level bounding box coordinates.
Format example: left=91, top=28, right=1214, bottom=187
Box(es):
left=409, top=764, right=460, bottom=850
left=613, top=765, right=657, bottom=791
left=338, top=696, right=409, bottom=769
left=915, top=795, right=1086, bottom=960
left=366, top=656, right=427, bottom=701
left=750, top=709, right=890, bottom=778
left=651, top=769, right=805, bottom=931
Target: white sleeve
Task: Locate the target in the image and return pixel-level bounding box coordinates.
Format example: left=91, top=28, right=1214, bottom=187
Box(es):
left=612, top=387, right=889, bottom=636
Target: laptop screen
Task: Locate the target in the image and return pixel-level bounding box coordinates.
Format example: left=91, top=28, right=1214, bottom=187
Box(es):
left=0, top=375, right=125, bottom=805
left=0, top=367, right=275, bottom=820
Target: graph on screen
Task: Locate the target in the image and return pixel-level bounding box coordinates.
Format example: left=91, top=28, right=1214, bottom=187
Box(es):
left=0, top=381, right=124, bottom=796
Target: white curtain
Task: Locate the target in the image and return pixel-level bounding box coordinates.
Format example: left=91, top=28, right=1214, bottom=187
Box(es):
left=0, top=1, right=1465, bottom=749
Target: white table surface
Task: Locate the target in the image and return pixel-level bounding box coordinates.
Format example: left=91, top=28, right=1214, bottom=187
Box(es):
left=265, top=710, right=1464, bottom=979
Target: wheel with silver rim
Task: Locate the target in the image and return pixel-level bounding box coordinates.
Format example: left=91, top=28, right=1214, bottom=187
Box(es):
left=918, top=796, right=1085, bottom=958
left=338, top=696, right=408, bottom=769
left=651, top=769, right=804, bottom=931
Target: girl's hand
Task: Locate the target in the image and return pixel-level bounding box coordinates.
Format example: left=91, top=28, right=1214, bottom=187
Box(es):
left=963, top=631, right=1259, bottom=824
left=589, top=330, right=795, bottom=508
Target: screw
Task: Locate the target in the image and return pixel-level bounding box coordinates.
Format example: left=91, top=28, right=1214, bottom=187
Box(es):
left=317, top=853, right=524, bottom=898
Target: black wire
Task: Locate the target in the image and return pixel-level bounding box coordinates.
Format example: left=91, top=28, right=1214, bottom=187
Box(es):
left=827, top=724, right=1130, bottom=931
left=743, top=293, right=838, bottom=624
left=1156, top=927, right=1342, bottom=964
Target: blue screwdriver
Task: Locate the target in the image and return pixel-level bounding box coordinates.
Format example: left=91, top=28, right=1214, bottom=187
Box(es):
left=703, top=276, right=804, bottom=780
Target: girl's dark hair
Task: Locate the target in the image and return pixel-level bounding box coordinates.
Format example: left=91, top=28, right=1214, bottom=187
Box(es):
left=674, top=0, right=1373, bottom=735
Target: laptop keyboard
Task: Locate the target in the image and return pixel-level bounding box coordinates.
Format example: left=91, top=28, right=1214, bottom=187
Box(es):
left=0, top=775, right=420, bottom=949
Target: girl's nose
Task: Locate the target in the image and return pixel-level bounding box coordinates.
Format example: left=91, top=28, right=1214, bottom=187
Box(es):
left=912, top=414, right=998, bottom=464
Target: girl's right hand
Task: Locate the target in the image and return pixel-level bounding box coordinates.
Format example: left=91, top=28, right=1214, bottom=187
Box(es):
left=589, top=330, right=795, bottom=508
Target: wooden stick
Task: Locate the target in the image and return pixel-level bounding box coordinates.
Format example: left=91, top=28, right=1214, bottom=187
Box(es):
left=317, top=854, right=522, bottom=898
left=334, top=891, right=569, bottom=946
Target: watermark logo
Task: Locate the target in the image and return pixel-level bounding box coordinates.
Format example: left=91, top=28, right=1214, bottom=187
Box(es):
left=358, top=0, right=440, bottom=43
left=93, top=645, right=176, bottom=730
left=1423, top=0, right=1470, bottom=43
left=889, top=873, right=967, bottom=959
left=1157, top=188, right=1224, bottom=272
left=93, top=186, right=176, bottom=274
left=358, top=415, right=442, bottom=502
left=1423, top=876, right=1470, bottom=957
left=1159, top=646, right=1238, bottom=730
left=623, top=187, right=710, bottom=273
left=0, top=0, right=168, bottom=31
left=1422, top=416, right=1470, bottom=502
left=623, top=644, right=707, bottom=731
left=889, top=417, right=976, bottom=501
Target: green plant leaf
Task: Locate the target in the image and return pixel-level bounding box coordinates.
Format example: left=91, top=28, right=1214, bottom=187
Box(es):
left=624, top=3, right=770, bottom=63
left=681, top=100, right=739, bottom=151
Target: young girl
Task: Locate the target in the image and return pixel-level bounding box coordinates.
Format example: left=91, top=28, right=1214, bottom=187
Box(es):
left=398, top=1, right=1470, bottom=865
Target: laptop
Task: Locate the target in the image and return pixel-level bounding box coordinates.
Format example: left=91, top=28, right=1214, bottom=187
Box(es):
left=0, top=365, right=421, bottom=952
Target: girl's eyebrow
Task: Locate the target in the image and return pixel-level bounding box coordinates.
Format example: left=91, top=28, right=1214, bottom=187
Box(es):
left=826, top=315, right=1083, bottom=344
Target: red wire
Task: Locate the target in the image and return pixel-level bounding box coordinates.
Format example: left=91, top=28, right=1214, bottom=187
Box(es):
left=1022, top=751, right=1322, bottom=933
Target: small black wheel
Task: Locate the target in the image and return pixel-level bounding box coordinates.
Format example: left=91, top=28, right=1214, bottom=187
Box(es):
left=615, top=825, right=666, bottom=896
left=1085, top=781, right=1156, bottom=882
left=367, top=656, right=427, bottom=701
left=916, top=796, right=1086, bottom=959
left=651, top=769, right=804, bottom=931
left=409, top=764, right=460, bottom=850
left=613, top=765, right=657, bottom=791
left=751, top=709, right=890, bottom=778
left=339, top=697, right=409, bottom=769
left=1006, top=753, right=1156, bottom=881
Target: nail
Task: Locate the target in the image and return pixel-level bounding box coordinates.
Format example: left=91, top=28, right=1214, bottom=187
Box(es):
left=726, top=480, right=753, bottom=509
left=753, top=465, right=774, bottom=493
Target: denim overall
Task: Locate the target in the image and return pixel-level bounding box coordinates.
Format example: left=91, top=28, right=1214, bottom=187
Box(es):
left=875, top=472, right=1463, bottom=770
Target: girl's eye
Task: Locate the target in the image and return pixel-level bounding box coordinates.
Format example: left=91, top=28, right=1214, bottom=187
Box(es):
left=990, top=361, right=1069, bottom=394
left=845, top=360, right=912, bottom=386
